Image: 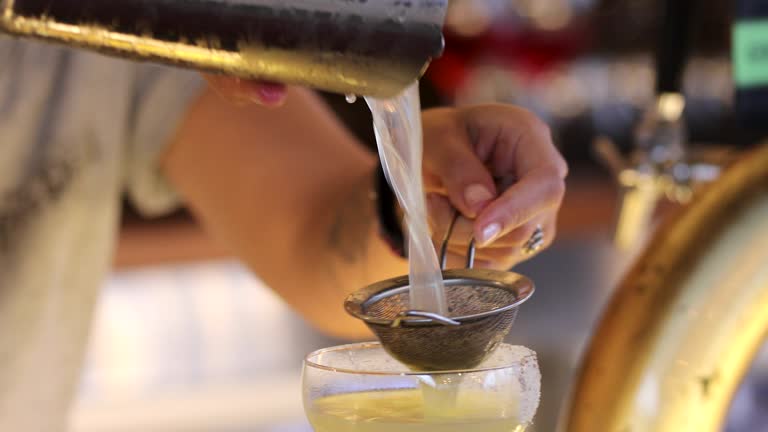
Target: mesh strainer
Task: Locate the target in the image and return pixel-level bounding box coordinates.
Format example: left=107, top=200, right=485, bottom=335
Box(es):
left=345, top=213, right=535, bottom=371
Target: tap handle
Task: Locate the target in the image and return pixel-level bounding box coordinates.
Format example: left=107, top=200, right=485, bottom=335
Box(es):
left=655, top=0, right=697, bottom=95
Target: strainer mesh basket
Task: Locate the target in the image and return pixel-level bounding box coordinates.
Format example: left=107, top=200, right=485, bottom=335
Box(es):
left=355, top=278, right=526, bottom=371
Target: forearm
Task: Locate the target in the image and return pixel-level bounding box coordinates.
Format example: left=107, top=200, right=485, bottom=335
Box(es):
left=162, top=85, right=406, bottom=339
left=304, top=166, right=409, bottom=338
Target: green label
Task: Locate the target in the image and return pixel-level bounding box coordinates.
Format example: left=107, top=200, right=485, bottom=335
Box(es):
left=734, top=20, right=768, bottom=87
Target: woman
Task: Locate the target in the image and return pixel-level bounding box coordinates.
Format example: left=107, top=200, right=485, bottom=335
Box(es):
left=0, top=37, right=566, bottom=430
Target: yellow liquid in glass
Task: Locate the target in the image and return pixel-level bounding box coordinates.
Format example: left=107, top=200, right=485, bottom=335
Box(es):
left=308, top=388, right=527, bottom=432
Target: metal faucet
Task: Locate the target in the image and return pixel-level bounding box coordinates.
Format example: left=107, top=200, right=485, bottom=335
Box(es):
left=595, top=92, right=707, bottom=250
left=0, top=0, right=448, bottom=97
left=595, top=0, right=720, bottom=250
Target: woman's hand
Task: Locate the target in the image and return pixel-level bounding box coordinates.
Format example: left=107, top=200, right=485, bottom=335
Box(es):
left=422, top=105, right=568, bottom=270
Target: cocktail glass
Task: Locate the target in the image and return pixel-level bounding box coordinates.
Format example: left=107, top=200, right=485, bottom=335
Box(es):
left=302, top=342, right=541, bottom=432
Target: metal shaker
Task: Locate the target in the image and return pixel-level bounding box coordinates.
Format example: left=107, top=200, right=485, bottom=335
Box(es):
left=0, top=0, right=448, bottom=97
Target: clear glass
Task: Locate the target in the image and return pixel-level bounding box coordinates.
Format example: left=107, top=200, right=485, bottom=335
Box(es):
left=302, top=342, right=541, bottom=432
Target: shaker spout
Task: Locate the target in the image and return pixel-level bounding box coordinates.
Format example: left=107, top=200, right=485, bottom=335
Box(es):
left=0, top=0, right=449, bottom=97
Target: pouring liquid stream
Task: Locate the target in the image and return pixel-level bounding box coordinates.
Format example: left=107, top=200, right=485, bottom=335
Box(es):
left=366, top=82, right=448, bottom=316
left=366, top=82, right=456, bottom=416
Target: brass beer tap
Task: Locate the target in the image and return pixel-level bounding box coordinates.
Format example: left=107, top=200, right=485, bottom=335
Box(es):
left=595, top=0, right=720, bottom=250
left=595, top=92, right=711, bottom=250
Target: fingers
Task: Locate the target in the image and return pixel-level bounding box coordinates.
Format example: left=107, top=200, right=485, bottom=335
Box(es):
left=203, top=74, right=287, bottom=107
left=426, top=193, right=455, bottom=239
left=423, top=105, right=567, bottom=270
left=447, top=221, right=554, bottom=259
left=462, top=105, right=567, bottom=180
left=456, top=105, right=566, bottom=248
left=474, top=167, right=565, bottom=247
left=428, top=188, right=558, bottom=250
left=428, top=194, right=515, bottom=249
left=423, top=105, right=567, bottom=250
left=422, top=110, right=497, bottom=219
left=441, top=215, right=537, bottom=248
left=444, top=215, right=556, bottom=270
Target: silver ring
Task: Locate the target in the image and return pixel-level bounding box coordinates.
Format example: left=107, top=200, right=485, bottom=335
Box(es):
left=522, top=225, right=545, bottom=255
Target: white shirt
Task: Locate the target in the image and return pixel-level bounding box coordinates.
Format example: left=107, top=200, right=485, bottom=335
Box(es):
left=0, top=36, right=203, bottom=431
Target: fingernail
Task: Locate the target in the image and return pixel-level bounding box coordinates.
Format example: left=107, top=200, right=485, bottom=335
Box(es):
left=464, top=184, right=494, bottom=214
left=254, top=84, right=286, bottom=106
left=479, top=223, right=502, bottom=246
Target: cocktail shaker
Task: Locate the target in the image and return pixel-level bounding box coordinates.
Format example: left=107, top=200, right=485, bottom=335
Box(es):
left=0, top=0, right=448, bottom=97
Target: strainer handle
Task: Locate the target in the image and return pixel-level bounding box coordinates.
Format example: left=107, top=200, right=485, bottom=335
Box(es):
left=439, top=211, right=477, bottom=270
left=391, top=310, right=461, bottom=327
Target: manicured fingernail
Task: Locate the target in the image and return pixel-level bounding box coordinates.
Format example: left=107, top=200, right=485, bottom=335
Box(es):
left=479, top=223, right=502, bottom=246
left=254, top=84, right=286, bottom=106
left=464, top=184, right=494, bottom=214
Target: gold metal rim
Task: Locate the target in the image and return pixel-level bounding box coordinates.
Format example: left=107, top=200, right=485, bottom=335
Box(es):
left=562, top=142, right=768, bottom=432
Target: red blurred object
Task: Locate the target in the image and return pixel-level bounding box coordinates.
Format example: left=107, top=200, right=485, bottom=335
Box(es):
left=427, top=21, right=592, bottom=98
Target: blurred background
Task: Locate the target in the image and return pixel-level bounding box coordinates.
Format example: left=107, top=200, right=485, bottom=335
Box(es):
left=71, top=0, right=768, bottom=431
